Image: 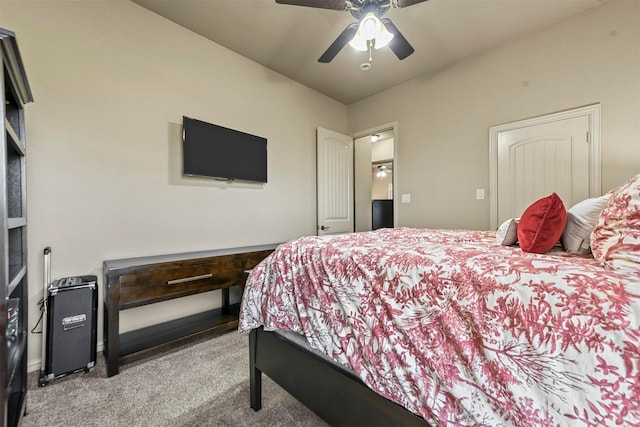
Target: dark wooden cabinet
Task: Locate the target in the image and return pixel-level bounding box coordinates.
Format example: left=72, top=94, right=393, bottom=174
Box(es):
left=372, top=199, right=394, bottom=230
left=103, top=244, right=276, bottom=376
left=0, top=29, right=33, bottom=427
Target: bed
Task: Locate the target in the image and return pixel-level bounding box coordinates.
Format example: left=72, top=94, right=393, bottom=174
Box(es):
left=239, top=177, right=640, bottom=426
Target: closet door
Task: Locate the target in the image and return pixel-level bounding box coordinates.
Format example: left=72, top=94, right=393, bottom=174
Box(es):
left=489, top=105, right=601, bottom=229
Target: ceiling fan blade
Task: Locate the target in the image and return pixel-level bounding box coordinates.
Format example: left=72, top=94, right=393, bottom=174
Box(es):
left=275, top=0, right=347, bottom=11
left=395, top=0, right=429, bottom=7
left=381, top=18, right=414, bottom=60
left=318, top=23, right=358, bottom=63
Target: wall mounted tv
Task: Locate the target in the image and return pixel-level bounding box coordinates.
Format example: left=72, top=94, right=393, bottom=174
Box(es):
left=182, top=116, right=267, bottom=183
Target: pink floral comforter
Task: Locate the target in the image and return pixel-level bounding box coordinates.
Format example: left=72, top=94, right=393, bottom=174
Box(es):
left=238, top=228, right=640, bottom=426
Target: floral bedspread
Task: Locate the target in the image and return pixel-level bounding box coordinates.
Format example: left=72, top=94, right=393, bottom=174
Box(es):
left=238, top=228, right=640, bottom=426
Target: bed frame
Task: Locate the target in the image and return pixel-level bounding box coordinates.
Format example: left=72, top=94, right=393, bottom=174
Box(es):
left=249, top=327, right=431, bottom=426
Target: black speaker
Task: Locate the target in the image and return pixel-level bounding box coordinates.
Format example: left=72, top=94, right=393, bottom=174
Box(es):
left=41, top=275, right=98, bottom=385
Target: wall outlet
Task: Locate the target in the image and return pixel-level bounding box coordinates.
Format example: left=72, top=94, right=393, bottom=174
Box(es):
left=401, top=194, right=411, bottom=204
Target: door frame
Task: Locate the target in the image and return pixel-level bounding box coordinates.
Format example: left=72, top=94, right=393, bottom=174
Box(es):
left=352, top=121, right=399, bottom=228
left=488, top=104, right=601, bottom=229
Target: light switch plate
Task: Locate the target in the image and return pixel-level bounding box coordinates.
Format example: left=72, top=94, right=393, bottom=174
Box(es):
left=401, top=194, right=411, bottom=204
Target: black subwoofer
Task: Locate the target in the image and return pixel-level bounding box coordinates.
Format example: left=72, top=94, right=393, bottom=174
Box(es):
left=41, top=275, right=98, bottom=385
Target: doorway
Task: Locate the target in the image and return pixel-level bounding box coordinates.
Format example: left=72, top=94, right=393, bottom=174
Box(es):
left=354, top=129, right=395, bottom=232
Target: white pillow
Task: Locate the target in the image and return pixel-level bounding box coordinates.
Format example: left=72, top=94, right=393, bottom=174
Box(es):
left=561, top=195, right=610, bottom=254
left=496, top=218, right=519, bottom=245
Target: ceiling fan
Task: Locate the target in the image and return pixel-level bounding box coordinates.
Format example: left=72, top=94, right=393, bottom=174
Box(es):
left=275, top=0, right=429, bottom=63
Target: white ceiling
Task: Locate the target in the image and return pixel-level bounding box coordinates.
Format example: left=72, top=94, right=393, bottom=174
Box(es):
left=131, top=0, right=605, bottom=105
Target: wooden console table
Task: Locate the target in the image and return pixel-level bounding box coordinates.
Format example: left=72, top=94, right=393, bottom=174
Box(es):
left=103, top=244, right=277, bottom=377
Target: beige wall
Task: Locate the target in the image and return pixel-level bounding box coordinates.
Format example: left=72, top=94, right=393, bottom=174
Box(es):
left=0, top=1, right=347, bottom=366
left=371, top=138, right=394, bottom=163
left=348, top=0, right=640, bottom=231
left=354, top=136, right=373, bottom=232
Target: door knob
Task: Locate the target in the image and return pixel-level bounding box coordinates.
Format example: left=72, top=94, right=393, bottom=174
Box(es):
left=320, top=225, right=330, bottom=231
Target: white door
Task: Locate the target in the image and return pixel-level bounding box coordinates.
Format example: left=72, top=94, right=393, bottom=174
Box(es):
left=489, top=105, right=601, bottom=229
left=317, top=127, right=354, bottom=236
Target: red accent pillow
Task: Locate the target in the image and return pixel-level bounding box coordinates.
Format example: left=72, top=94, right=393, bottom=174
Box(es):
left=517, top=193, right=567, bottom=253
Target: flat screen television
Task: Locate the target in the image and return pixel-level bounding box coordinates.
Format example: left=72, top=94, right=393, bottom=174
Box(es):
left=182, top=116, right=267, bottom=183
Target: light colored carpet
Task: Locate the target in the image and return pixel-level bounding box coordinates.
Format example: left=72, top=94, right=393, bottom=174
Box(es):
left=21, top=332, right=328, bottom=427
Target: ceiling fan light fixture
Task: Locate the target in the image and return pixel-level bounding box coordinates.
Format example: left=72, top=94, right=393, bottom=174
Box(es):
left=277, top=0, right=422, bottom=64
left=348, top=31, right=368, bottom=51
left=350, top=12, right=392, bottom=52
left=359, top=12, right=381, bottom=40
left=374, top=24, right=394, bottom=49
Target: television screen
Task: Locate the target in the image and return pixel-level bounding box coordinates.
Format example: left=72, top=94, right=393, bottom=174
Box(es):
left=182, top=116, right=267, bottom=183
